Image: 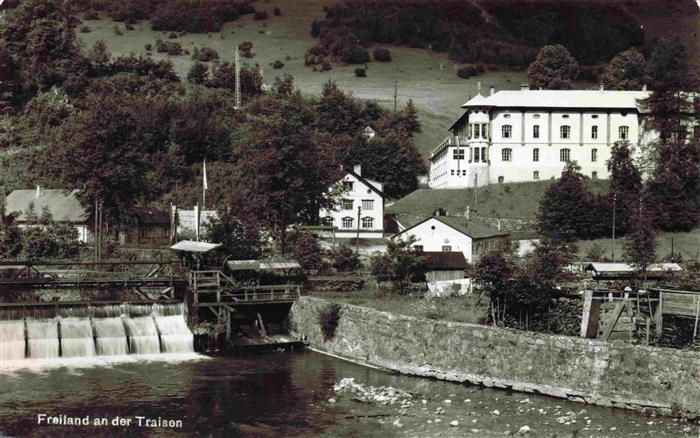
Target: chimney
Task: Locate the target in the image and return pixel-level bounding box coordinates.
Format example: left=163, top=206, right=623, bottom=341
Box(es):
left=465, top=206, right=470, bottom=221
left=520, top=83, right=529, bottom=91
left=489, top=86, right=495, bottom=96
left=599, top=83, right=604, bottom=91
left=477, top=81, right=482, bottom=95
left=35, top=185, right=41, bottom=199
left=353, top=164, right=362, bottom=176
left=642, top=84, right=647, bottom=91
left=497, top=218, right=502, bottom=231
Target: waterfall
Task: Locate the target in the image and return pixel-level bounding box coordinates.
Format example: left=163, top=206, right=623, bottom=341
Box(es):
left=0, top=320, right=26, bottom=361
left=60, top=318, right=96, bottom=358
left=154, top=315, right=194, bottom=353
left=26, top=319, right=59, bottom=359
left=93, top=317, right=129, bottom=356
left=123, top=316, right=161, bottom=354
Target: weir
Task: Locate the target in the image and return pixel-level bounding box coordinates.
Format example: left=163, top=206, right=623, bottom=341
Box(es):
left=0, top=304, right=195, bottom=361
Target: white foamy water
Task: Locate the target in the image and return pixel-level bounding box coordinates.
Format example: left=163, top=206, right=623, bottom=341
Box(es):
left=123, top=316, right=161, bottom=354
left=93, top=317, right=128, bottom=356
left=26, top=320, right=59, bottom=359
left=60, top=318, right=96, bottom=358
left=0, top=320, right=26, bottom=361
left=155, top=315, right=194, bottom=353
left=0, top=353, right=206, bottom=375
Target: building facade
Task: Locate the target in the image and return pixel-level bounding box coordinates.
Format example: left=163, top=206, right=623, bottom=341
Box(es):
left=429, top=87, right=699, bottom=188
left=393, top=215, right=509, bottom=264
left=319, top=165, right=385, bottom=239
left=4, top=187, right=91, bottom=242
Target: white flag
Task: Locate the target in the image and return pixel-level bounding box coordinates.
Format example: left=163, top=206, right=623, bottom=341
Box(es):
left=203, top=160, right=208, bottom=191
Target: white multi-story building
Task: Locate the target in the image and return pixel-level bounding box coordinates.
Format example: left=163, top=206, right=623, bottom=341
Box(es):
left=429, top=86, right=699, bottom=188
left=319, top=165, right=385, bottom=239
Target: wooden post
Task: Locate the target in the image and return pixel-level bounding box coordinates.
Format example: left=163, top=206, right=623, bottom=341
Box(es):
left=693, top=296, right=700, bottom=342
left=655, top=292, right=663, bottom=337
left=225, top=309, right=231, bottom=341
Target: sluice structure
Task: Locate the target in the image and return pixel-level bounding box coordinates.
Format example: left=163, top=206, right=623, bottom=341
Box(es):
left=0, top=260, right=195, bottom=361
left=0, top=305, right=194, bottom=361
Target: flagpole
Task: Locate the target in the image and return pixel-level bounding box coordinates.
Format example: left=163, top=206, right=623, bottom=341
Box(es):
left=202, top=160, right=207, bottom=210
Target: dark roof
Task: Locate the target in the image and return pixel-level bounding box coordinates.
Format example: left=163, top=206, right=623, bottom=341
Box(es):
left=5, top=189, right=88, bottom=223
left=435, top=216, right=509, bottom=239
left=422, top=252, right=468, bottom=271
left=346, top=169, right=384, bottom=198
left=131, top=208, right=170, bottom=225
left=395, top=215, right=509, bottom=239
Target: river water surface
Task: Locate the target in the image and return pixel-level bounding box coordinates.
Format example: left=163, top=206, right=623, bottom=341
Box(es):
left=0, top=351, right=696, bottom=437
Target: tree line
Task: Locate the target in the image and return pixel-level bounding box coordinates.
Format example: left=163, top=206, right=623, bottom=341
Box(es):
left=307, top=0, right=644, bottom=70
left=0, top=0, right=426, bottom=257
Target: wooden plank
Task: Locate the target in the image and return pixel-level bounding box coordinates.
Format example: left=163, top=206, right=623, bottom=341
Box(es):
left=600, top=301, right=626, bottom=341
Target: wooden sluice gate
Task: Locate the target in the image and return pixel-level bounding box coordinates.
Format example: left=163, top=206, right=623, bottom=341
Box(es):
left=187, top=269, right=305, bottom=352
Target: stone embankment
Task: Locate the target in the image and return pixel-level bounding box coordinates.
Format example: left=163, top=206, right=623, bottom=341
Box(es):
left=289, top=297, right=700, bottom=418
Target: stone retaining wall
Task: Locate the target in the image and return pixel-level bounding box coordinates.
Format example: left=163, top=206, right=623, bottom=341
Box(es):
left=289, top=297, right=700, bottom=418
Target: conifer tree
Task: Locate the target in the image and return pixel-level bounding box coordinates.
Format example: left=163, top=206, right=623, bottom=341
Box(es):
left=607, top=141, right=642, bottom=235
left=537, top=162, right=592, bottom=242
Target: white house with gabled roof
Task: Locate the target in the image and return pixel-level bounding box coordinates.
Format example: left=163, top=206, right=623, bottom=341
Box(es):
left=319, top=165, right=385, bottom=239
left=429, top=86, right=699, bottom=188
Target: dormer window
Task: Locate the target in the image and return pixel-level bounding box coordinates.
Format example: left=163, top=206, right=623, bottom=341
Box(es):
left=342, top=181, right=354, bottom=191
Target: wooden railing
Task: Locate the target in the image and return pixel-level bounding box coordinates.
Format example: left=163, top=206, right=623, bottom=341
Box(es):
left=189, top=270, right=301, bottom=306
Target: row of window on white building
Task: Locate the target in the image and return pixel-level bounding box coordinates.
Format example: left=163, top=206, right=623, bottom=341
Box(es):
left=452, top=147, right=596, bottom=164
left=322, top=216, right=375, bottom=229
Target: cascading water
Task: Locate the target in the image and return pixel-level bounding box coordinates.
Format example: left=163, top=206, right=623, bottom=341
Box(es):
left=123, top=316, right=161, bottom=354
left=59, top=318, right=96, bottom=358
left=26, top=319, right=59, bottom=359
left=1, top=303, right=196, bottom=364
left=93, top=317, right=129, bottom=356
left=0, top=320, right=26, bottom=361
left=154, top=315, right=194, bottom=353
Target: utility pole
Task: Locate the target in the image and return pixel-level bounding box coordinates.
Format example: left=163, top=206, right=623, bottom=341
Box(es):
left=472, top=174, right=478, bottom=213
left=94, top=198, right=99, bottom=261
left=393, top=80, right=397, bottom=112
left=611, top=193, right=616, bottom=262
left=234, top=46, right=241, bottom=109
left=356, top=206, right=361, bottom=253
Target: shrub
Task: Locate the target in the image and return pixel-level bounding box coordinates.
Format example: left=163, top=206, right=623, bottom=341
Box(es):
left=329, top=244, right=361, bottom=272
left=84, top=10, right=99, bottom=20
left=125, top=23, right=134, bottom=31
left=113, top=25, right=123, bottom=36
left=273, top=7, right=282, bottom=16
left=168, top=32, right=178, bottom=39
left=321, top=60, right=332, bottom=71
left=79, top=25, right=91, bottom=33
left=144, top=43, right=153, bottom=51
left=457, top=64, right=478, bottom=79
left=287, top=231, right=323, bottom=271
left=198, top=47, right=219, bottom=62
left=272, top=60, right=284, bottom=69
left=319, top=304, right=342, bottom=341
left=354, top=67, right=366, bottom=77
left=373, top=47, right=392, bottom=62
left=156, top=40, right=183, bottom=56
left=253, top=10, right=268, bottom=20
left=239, top=41, right=254, bottom=58
left=457, top=66, right=471, bottom=79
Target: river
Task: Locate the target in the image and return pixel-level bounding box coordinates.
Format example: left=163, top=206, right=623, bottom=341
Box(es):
left=0, top=351, right=695, bottom=437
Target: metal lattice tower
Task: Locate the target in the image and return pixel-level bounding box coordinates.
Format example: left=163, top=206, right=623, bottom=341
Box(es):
left=234, top=47, right=241, bottom=109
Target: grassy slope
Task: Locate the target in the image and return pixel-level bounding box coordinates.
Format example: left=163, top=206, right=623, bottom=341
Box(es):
left=77, top=1, right=529, bottom=159
left=386, top=180, right=610, bottom=223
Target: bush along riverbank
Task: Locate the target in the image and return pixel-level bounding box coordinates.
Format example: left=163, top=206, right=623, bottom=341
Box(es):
left=289, top=297, right=700, bottom=419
